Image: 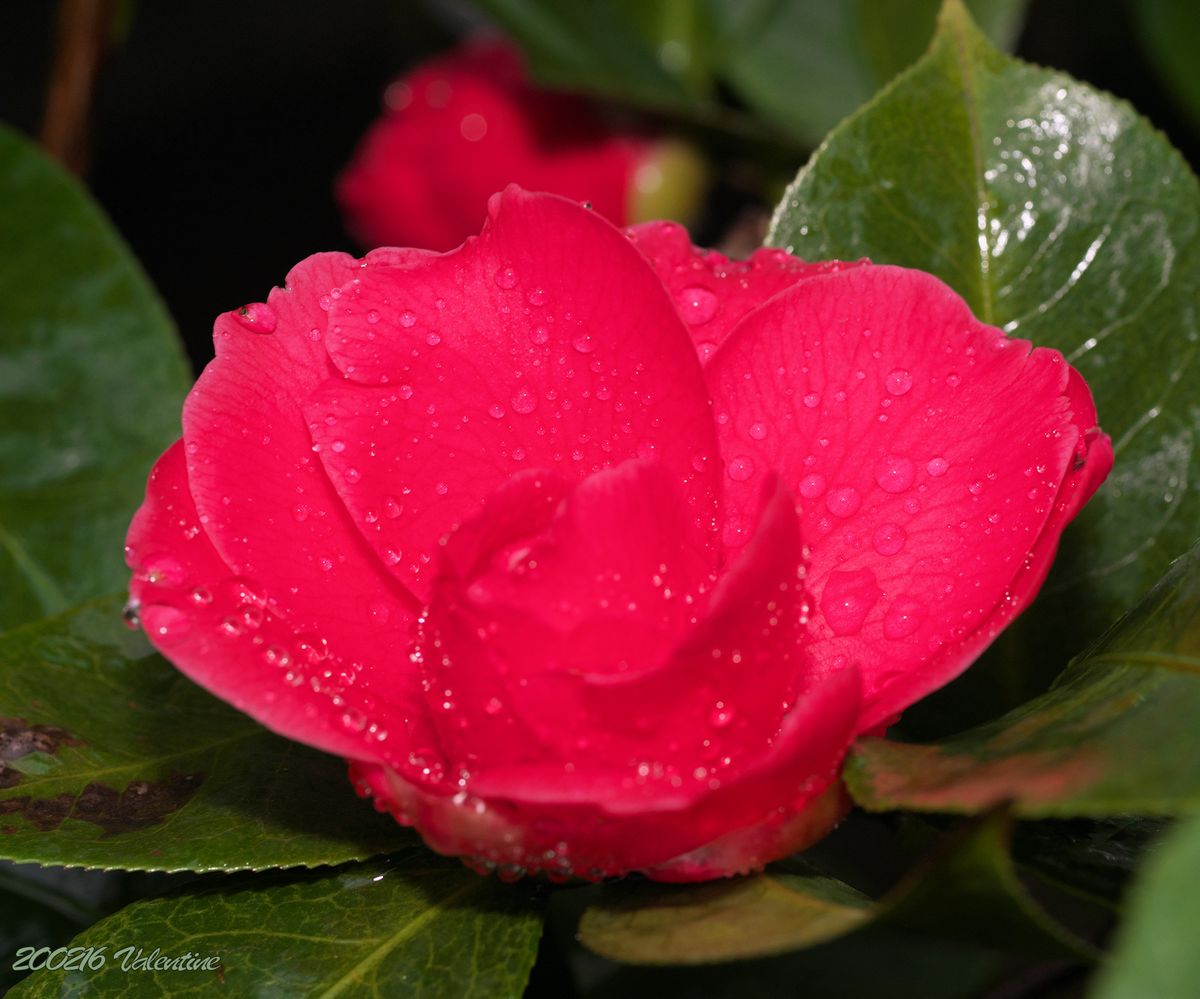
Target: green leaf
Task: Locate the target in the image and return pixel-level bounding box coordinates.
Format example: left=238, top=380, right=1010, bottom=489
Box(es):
left=712, top=0, right=1027, bottom=146
left=1092, top=814, right=1200, bottom=999
left=769, top=0, right=1200, bottom=716
left=8, top=851, right=544, bottom=998
left=846, top=539, right=1200, bottom=817
left=472, top=0, right=711, bottom=112
left=578, top=866, right=872, bottom=965
left=0, top=124, right=190, bottom=634
left=0, top=595, right=413, bottom=871
left=1134, top=0, right=1200, bottom=132
left=579, top=812, right=1092, bottom=965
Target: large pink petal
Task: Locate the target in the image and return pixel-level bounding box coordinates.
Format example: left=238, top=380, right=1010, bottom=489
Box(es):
left=705, top=265, right=1110, bottom=725
left=125, top=443, right=417, bottom=762
left=627, top=220, right=867, bottom=362
left=179, top=253, right=425, bottom=750
left=306, top=187, right=720, bottom=602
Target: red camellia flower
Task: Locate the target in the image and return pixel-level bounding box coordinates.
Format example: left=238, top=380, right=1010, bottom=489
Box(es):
left=125, top=187, right=1112, bottom=882
left=336, top=39, right=704, bottom=252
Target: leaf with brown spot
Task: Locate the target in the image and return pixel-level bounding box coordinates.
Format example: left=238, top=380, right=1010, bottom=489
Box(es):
left=0, top=596, right=413, bottom=871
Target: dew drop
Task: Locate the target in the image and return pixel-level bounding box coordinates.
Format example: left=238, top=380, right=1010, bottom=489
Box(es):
left=342, top=709, right=367, bottom=733
left=142, top=604, right=189, bottom=641
left=383, top=495, right=403, bottom=519
left=494, top=267, right=518, bottom=289
left=709, top=701, right=735, bottom=728
left=748, top=422, right=768, bottom=441
left=140, top=553, right=186, bottom=587
left=872, top=523, right=907, bottom=556
left=820, top=569, right=881, bottom=636
left=875, top=455, right=916, bottom=493
left=799, top=473, right=827, bottom=499
left=886, top=369, right=913, bottom=395
left=488, top=404, right=506, bottom=419
left=398, top=311, right=417, bottom=328
left=511, top=386, right=537, bottom=414
left=883, top=597, right=925, bottom=639
left=825, top=486, right=862, bottom=518
left=572, top=333, right=595, bottom=354
left=802, top=392, right=820, bottom=409
left=234, top=302, right=277, bottom=333
left=927, top=457, right=949, bottom=477
left=727, top=456, right=755, bottom=481
left=677, top=286, right=718, bottom=325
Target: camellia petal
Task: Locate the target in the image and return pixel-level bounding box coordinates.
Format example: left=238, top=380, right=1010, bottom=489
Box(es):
left=628, top=220, right=867, bottom=363
left=704, top=265, right=1112, bottom=728
left=126, top=443, right=418, bottom=762
left=306, top=187, right=721, bottom=601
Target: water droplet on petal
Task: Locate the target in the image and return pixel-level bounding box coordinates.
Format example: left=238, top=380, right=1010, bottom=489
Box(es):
left=799, top=473, right=827, bottom=499
left=709, top=701, right=735, bottom=728
left=488, top=404, right=506, bottom=419
left=803, top=392, right=820, bottom=409
left=748, top=422, right=768, bottom=441
left=886, top=369, right=913, bottom=395
left=677, top=286, right=718, bottom=324
left=727, top=456, right=755, bottom=481
left=883, top=597, right=925, bottom=639
left=825, top=486, right=861, bottom=518
left=872, top=523, right=907, bottom=556
left=511, top=386, right=537, bottom=414
left=235, top=302, right=277, bottom=333
left=572, top=333, right=595, bottom=354
left=820, top=569, right=881, bottom=636
left=140, top=553, right=186, bottom=587
left=494, top=267, right=518, bottom=289
left=927, top=457, right=949, bottom=477
left=383, top=495, right=403, bottom=519
left=399, top=311, right=417, bottom=328
left=875, top=455, right=915, bottom=493
left=142, top=604, right=189, bottom=641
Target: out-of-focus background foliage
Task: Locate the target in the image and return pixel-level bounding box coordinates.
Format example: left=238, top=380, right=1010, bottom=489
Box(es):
left=3, top=0, right=1198, bottom=374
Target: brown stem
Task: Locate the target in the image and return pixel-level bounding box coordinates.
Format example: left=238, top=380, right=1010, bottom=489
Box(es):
left=39, top=0, right=118, bottom=175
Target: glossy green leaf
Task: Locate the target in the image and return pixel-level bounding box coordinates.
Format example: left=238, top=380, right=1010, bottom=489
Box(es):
left=1134, top=0, right=1200, bottom=132
left=1092, top=814, right=1200, bottom=999
left=0, top=124, right=189, bottom=634
left=846, top=538, right=1200, bottom=817
left=8, top=851, right=543, bottom=998
left=770, top=0, right=1200, bottom=719
left=0, top=595, right=413, bottom=871
left=712, top=0, right=1027, bottom=146
left=579, top=812, right=1092, bottom=964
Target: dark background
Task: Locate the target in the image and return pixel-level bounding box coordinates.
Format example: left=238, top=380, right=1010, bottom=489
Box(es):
left=2, top=0, right=1196, bottom=375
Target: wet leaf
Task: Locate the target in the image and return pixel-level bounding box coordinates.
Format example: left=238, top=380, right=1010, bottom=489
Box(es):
left=0, top=125, right=189, bottom=634
left=1092, top=814, right=1200, bottom=999
left=770, top=0, right=1200, bottom=717
left=8, top=851, right=543, bottom=998
left=846, top=539, right=1200, bottom=817
left=0, top=595, right=413, bottom=871
left=579, top=812, right=1092, bottom=964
